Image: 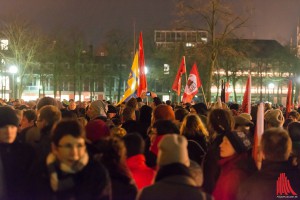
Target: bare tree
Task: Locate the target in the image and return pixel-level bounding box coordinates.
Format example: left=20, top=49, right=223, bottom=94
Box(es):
left=174, top=0, right=250, bottom=102
left=0, top=17, right=42, bottom=99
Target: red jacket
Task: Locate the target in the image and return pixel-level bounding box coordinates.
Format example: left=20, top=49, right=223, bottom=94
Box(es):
left=126, top=154, right=156, bottom=190
left=213, top=153, right=251, bottom=200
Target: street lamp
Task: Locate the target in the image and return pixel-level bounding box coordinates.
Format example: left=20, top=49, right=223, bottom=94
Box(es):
left=9, top=65, right=18, bottom=99
left=268, top=83, right=275, bottom=103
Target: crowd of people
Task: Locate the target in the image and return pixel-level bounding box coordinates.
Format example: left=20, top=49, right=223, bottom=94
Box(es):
left=0, top=93, right=299, bottom=200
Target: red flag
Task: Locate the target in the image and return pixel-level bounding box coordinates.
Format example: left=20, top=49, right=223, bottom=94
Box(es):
left=137, top=32, right=147, bottom=97
left=182, top=63, right=202, bottom=103
left=241, top=74, right=251, bottom=114
left=171, top=56, right=186, bottom=96
left=286, top=80, right=292, bottom=118
left=252, top=102, right=264, bottom=169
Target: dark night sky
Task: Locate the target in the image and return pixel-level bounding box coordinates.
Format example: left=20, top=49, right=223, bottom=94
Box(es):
left=1, top=0, right=300, bottom=46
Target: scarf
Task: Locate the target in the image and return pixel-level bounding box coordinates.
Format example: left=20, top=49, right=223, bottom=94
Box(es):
left=46, top=152, right=89, bottom=192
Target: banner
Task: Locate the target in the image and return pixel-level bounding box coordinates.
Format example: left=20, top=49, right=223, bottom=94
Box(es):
left=118, top=52, right=139, bottom=104
left=137, top=32, right=147, bottom=97
left=182, top=63, right=202, bottom=103
left=171, top=56, right=186, bottom=96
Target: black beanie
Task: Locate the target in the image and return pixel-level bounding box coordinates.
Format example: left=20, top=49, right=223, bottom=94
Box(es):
left=225, top=131, right=252, bottom=153
left=0, top=106, right=19, bottom=128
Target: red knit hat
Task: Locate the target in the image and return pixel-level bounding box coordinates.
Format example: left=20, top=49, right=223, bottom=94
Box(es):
left=153, top=104, right=175, bottom=121
left=85, top=119, right=110, bottom=142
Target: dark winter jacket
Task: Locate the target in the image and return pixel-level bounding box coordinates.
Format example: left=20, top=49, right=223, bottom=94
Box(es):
left=237, top=160, right=300, bottom=200
left=0, top=142, right=35, bottom=200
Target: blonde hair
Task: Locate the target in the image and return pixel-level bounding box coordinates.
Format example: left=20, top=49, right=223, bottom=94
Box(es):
left=180, top=114, right=209, bottom=137
left=110, top=127, right=127, bottom=138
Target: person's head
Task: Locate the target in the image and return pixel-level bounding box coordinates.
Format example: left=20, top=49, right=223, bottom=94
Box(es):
left=122, top=106, right=136, bottom=122
left=36, top=97, right=58, bottom=111
left=139, top=105, right=152, bottom=124
left=110, top=127, right=127, bottom=138
left=157, top=134, right=190, bottom=168
left=51, top=119, right=87, bottom=168
left=126, top=98, right=138, bottom=110
left=264, top=109, right=284, bottom=129
left=175, top=108, right=189, bottom=122
left=152, top=104, right=175, bottom=123
left=150, top=119, right=179, bottom=145
left=261, top=128, right=292, bottom=162
left=36, top=105, right=62, bottom=129
left=219, top=131, right=252, bottom=158
left=123, top=133, right=145, bottom=158
left=87, top=100, right=107, bottom=120
left=234, top=115, right=254, bottom=133
left=0, top=106, right=19, bottom=143
left=288, top=111, right=299, bottom=122
left=166, top=100, right=171, bottom=106
left=20, top=109, right=37, bottom=131
left=191, top=103, right=208, bottom=116
left=207, top=108, right=235, bottom=136
left=68, top=99, right=77, bottom=111
left=107, top=105, right=117, bottom=119
left=85, top=119, right=110, bottom=143
left=180, top=114, right=208, bottom=137
left=94, top=136, right=128, bottom=174
left=153, top=120, right=180, bottom=136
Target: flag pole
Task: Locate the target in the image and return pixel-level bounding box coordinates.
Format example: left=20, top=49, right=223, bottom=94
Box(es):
left=201, top=86, right=208, bottom=107
left=184, top=56, right=188, bottom=84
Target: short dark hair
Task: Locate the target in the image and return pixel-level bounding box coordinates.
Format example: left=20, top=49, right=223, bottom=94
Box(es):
left=36, top=97, right=58, bottom=111
left=261, top=128, right=292, bottom=162
left=123, top=133, right=145, bottom=157
left=175, top=108, right=189, bottom=122
left=51, top=119, right=85, bottom=146
left=23, top=109, right=37, bottom=123
left=153, top=120, right=179, bottom=135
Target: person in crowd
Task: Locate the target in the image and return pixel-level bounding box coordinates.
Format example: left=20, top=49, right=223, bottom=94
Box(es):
left=287, top=122, right=300, bottom=169
left=287, top=110, right=299, bottom=122
left=86, top=100, right=108, bottom=122
left=126, top=97, right=140, bottom=120
left=67, top=99, right=77, bottom=111
left=234, top=115, right=254, bottom=135
left=264, top=109, right=284, bottom=129
left=17, top=109, right=40, bottom=146
left=180, top=114, right=209, bottom=165
left=35, top=105, right=62, bottom=163
left=151, top=104, right=175, bottom=124
left=121, top=106, right=139, bottom=133
left=191, top=102, right=208, bottom=117
left=137, top=134, right=212, bottom=200
left=78, top=101, right=88, bottom=117
left=36, top=96, right=59, bottom=112
left=174, top=107, right=189, bottom=127
left=202, top=108, right=235, bottom=194
left=110, top=127, right=127, bottom=138
left=107, top=104, right=118, bottom=119
left=146, top=119, right=180, bottom=168
left=94, top=136, right=138, bottom=200
left=32, top=119, right=111, bottom=199
left=138, top=105, right=153, bottom=140
left=123, top=133, right=156, bottom=190
left=85, top=119, right=111, bottom=144
left=0, top=106, right=35, bottom=199
left=212, top=130, right=256, bottom=200
left=238, top=128, right=300, bottom=200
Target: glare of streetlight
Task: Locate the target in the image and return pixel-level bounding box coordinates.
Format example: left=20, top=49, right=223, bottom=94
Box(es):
left=9, top=65, right=18, bottom=74
left=268, top=83, right=275, bottom=89
left=144, top=66, right=148, bottom=74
